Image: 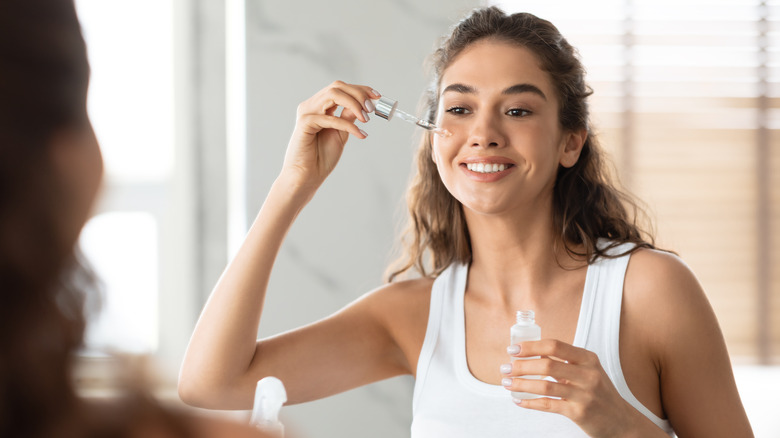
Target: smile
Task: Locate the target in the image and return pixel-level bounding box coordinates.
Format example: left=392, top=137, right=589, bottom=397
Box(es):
left=465, top=162, right=512, bottom=174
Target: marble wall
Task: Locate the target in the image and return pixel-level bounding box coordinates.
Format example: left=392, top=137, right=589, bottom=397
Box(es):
left=244, top=1, right=478, bottom=436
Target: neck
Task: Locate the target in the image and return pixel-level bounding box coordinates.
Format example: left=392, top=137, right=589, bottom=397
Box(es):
left=463, top=204, right=585, bottom=309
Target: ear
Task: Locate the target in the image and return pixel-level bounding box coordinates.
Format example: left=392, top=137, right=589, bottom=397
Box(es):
left=559, top=128, right=587, bottom=168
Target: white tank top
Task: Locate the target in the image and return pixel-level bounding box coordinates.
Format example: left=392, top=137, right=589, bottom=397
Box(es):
left=411, top=243, right=675, bottom=437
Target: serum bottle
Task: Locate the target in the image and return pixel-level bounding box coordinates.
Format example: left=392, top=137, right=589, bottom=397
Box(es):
left=509, top=310, right=542, bottom=400
left=249, top=376, right=287, bottom=437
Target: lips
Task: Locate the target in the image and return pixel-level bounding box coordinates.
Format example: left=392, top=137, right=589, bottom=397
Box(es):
left=457, top=157, right=516, bottom=183
left=465, top=162, right=511, bottom=173
left=460, top=157, right=516, bottom=175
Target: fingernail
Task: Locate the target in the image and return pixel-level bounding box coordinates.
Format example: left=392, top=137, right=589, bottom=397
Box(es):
left=507, top=345, right=520, bottom=355
left=359, top=129, right=368, bottom=137
left=512, top=397, right=523, bottom=405
left=500, top=363, right=512, bottom=374
left=362, top=110, right=370, bottom=122
left=371, top=89, right=381, bottom=97
left=501, top=378, right=513, bottom=387
left=364, top=99, right=375, bottom=113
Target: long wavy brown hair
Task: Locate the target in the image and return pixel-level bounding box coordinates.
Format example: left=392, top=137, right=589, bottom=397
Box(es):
left=388, top=7, right=655, bottom=281
left=0, top=1, right=192, bottom=437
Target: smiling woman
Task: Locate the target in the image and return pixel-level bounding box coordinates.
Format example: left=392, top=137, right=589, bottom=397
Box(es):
left=178, top=5, right=754, bottom=438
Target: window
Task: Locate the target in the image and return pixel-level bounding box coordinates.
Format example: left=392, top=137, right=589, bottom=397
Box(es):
left=74, top=0, right=237, bottom=386
left=75, top=0, right=174, bottom=355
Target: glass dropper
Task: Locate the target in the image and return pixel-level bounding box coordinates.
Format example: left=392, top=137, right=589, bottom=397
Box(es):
left=373, top=96, right=451, bottom=137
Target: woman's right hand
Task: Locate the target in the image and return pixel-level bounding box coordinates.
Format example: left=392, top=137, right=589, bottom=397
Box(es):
left=281, top=81, right=379, bottom=193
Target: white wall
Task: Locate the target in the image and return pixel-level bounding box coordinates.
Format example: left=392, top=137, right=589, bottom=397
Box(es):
left=243, top=1, right=478, bottom=437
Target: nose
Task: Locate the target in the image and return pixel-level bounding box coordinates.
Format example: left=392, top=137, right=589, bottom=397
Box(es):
left=466, top=110, right=505, bottom=149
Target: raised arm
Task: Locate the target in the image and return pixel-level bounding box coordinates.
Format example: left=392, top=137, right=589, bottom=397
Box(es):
left=178, top=82, right=413, bottom=409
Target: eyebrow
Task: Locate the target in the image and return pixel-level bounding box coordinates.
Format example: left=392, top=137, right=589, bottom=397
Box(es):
left=442, top=82, right=547, bottom=101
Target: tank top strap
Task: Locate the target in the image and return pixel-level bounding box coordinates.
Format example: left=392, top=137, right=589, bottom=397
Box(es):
left=413, top=263, right=464, bottom=413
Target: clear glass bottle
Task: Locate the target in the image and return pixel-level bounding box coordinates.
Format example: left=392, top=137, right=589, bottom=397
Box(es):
left=509, top=310, right=542, bottom=400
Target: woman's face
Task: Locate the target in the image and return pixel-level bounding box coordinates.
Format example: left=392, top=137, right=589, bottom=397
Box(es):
left=431, top=39, right=583, bottom=218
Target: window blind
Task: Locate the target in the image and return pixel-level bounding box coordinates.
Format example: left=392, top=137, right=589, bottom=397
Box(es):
left=495, top=0, right=779, bottom=363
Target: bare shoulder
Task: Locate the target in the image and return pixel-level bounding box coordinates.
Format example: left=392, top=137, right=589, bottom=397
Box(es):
left=621, top=249, right=753, bottom=435
left=358, top=276, right=435, bottom=335
left=623, top=247, right=721, bottom=356
left=360, top=276, right=435, bottom=309
left=625, top=247, right=700, bottom=294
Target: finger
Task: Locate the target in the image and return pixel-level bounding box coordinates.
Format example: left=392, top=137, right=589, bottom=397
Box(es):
left=513, top=396, right=568, bottom=416
left=502, top=376, right=573, bottom=400
left=299, top=113, right=367, bottom=139
left=328, top=81, right=381, bottom=114
left=339, top=106, right=359, bottom=122
left=503, top=357, right=579, bottom=384
left=321, top=88, right=369, bottom=123
left=503, top=357, right=609, bottom=398
left=510, top=339, right=597, bottom=366
left=299, top=86, right=365, bottom=122
left=304, top=82, right=380, bottom=122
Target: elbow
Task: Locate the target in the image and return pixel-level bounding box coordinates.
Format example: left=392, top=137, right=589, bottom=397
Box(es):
left=177, top=365, right=223, bottom=408
left=178, top=366, right=247, bottom=410
left=177, top=371, right=207, bottom=407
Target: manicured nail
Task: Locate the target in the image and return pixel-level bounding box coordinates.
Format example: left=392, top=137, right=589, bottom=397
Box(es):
left=507, top=345, right=520, bottom=355
left=359, top=129, right=368, bottom=137
left=364, top=99, right=375, bottom=113
left=500, top=363, right=512, bottom=374
left=501, top=378, right=513, bottom=387
left=512, top=398, right=523, bottom=405
left=371, top=89, right=381, bottom=97
left=362, top=110, right=370, bottom=122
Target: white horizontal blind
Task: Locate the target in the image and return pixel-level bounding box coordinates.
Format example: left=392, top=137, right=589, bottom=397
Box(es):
left=495, top=0, right=779, bottom=363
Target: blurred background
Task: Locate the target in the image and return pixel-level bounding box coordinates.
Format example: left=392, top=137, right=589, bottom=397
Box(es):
left=73, top=0, right=778, bottom=436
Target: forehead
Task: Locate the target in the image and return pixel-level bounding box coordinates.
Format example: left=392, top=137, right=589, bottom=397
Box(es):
left=439, top=40, right=555, bottom=103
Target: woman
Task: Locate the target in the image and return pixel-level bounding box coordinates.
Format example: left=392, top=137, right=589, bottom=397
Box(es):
left=179, top=7, right=753, bottom=437
left=0, top=0, right=265, bottom=436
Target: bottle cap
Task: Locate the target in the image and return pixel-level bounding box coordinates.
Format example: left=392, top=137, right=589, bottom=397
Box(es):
left=249, top=376, right=287, bottom=433
left=374, top=96, right=398, bottom=120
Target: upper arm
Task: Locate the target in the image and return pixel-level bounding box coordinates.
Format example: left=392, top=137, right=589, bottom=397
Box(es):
left=625, top=249, right=753, bottom=437
left=226, top=278, right=431, bottom=408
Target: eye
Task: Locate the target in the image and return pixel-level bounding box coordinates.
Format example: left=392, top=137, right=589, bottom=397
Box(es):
left=445, top=106, right=470, bottom=115
left=507, top=108, right=532, bottom=117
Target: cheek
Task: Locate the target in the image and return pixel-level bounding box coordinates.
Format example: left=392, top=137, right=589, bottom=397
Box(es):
left=89, top=133, right=104, bottom=192
left=431, top=132, right=446, bottom=165
left=430, top=140, right=461, bottom=198
left=73, top=129, right=104, bottom=215
left=431, top=136, right=456, bottom=174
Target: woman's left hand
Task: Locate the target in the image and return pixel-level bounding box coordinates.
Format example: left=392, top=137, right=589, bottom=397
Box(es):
left=501, top=339, right=665, bottom=437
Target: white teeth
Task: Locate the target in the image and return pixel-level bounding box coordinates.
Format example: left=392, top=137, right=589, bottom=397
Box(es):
left=466, top=162, right=508, bottom=173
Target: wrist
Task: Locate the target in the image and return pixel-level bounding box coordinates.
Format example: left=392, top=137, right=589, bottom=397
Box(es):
left=273, top=170, right=319, bottom=205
